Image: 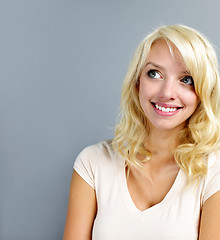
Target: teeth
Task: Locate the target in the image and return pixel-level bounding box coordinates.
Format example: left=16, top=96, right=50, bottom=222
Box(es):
left=155, top=104, right=177, bottom=112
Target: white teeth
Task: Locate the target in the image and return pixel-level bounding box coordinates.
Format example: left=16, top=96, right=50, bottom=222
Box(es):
left=155, top=104, right=177, bottom=112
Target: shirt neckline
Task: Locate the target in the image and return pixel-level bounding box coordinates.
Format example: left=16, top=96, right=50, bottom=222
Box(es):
left=117, top=155, right=185, bottom=222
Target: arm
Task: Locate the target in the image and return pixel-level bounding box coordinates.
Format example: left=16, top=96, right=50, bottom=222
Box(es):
left=63, top=170, right=97, bottom=240
left=199, top=190, right=220, bottom=240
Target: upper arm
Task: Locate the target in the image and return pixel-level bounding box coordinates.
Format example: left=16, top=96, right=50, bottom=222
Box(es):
left=63, top=170, right=97, bottom=240
left=199, top=190, right=220, bottom=240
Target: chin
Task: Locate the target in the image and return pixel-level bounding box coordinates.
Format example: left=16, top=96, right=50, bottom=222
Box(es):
left=150, top=121, right=187, bottom=132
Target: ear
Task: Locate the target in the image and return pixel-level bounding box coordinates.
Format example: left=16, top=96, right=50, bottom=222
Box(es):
left=135, top=79, right=140, bottom=92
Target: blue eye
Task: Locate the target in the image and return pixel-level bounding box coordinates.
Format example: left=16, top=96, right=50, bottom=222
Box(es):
left=181, top=76, right=194, bottom=85
left=147, top=70, right=161, bottom=79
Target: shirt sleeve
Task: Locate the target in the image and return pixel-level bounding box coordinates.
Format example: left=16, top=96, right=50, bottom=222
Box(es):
left=202, top=152, right=220, bottom=204
left=73, top=145, right=98, bottom=189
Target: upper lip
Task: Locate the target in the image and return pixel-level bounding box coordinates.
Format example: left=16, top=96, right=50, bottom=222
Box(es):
left=151, top=102, right=183, bottom=108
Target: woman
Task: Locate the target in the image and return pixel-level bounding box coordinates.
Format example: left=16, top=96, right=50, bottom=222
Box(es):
left=63, top=25, right=220, bottom=239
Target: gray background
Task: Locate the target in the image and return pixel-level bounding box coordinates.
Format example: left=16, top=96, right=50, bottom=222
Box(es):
left=1, top=0, right=220, bottom=239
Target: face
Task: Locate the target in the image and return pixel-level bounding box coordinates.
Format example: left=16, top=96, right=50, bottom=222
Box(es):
left=138, top=39, right=199, bottom=133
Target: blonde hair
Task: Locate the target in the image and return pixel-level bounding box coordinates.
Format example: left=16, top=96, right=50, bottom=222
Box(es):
left=112, top=25, right=220, bottom=181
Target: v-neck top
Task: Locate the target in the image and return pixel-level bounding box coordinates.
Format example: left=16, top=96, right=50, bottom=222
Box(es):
left=74, top=140, right=220, bottom=240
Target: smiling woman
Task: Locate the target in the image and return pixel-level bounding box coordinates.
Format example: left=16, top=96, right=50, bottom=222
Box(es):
left=63, top=25, right=220, bottom=240
left=138, top=40, right=198, bottom=132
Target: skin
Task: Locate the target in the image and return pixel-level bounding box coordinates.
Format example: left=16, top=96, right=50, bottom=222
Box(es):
left=63, top=171, right=97, bottom=240
left=63, top=40, right=220, bottom=239
left=199, top=190, right=220, bottom=239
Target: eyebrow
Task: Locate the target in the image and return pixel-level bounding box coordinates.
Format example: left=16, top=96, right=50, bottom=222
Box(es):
left=145, top=61, right=165, bottom=70
left=145, top=61, right=191, bottom=75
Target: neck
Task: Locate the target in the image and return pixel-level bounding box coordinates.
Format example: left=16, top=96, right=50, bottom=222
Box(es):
left=146, top=127, right=180, bottom=158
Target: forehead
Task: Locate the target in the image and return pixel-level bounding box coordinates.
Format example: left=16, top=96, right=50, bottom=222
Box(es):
left=146, top=39, right=188, bottom=72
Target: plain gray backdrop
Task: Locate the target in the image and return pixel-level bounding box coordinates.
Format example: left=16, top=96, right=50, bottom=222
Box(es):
left=1, top=0, right=220, bottom=239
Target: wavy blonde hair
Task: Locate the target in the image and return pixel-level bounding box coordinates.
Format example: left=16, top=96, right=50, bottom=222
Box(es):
left=112, top=25, right=220, bottom=182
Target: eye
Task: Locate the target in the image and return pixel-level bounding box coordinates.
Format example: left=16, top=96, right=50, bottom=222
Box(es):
left=181, top=76, right=194, bottom=86
left=147, top=70, right=161, bottom=79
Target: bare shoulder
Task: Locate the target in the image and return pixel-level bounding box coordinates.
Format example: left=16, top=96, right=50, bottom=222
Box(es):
left=63, top=170, right=97, bottom=240
left=199, top=190, right=220, bottom=240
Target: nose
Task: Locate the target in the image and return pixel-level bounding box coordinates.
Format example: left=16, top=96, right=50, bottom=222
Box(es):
left=158, top=78, right=177, bottom=100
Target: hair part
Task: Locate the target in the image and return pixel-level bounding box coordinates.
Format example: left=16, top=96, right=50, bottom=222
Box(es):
left=113, top=24, right=220, bottom=182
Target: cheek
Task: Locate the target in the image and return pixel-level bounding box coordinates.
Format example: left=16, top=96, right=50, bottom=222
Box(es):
left=139, top=80, right=155, bottom=99
left=138, top=84, right=152, bottom=110
left=182, top=90, right=199, bottom=109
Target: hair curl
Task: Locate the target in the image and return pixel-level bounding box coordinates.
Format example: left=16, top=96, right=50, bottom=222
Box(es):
left=112, top=25, right=220, bottom=182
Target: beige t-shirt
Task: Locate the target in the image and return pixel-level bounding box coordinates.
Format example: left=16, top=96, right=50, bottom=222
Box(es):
left=74, top=140, right=220, bottom=240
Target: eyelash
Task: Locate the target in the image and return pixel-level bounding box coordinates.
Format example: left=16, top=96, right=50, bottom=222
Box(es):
left=147, top=70, right=194, bottom=86
left=147, top=70, right=161, bottom=79
left=180, top=76, right=194, bottom=86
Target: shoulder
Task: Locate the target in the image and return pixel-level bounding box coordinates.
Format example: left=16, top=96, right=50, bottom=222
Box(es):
left=76, top=139, right=115, bottom=163
left=205, top=150, right=220, bottom=178
left=73, top=140, right=117, bottom=188
left=202, top=150, right=220, bottom=204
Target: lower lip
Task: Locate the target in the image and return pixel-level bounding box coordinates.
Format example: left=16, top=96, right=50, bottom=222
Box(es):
left=152, top=104, right=181, bottom=116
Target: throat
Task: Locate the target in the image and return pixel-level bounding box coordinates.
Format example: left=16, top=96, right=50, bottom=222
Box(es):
left=126, top=163, right=180, bottom=211
left=146, top=128, right=179, bottom=155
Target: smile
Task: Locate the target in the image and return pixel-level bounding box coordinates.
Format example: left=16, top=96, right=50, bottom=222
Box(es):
left=151, top=102, right=183, bottom=116
left=155, top=104, right=177, bottom=112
